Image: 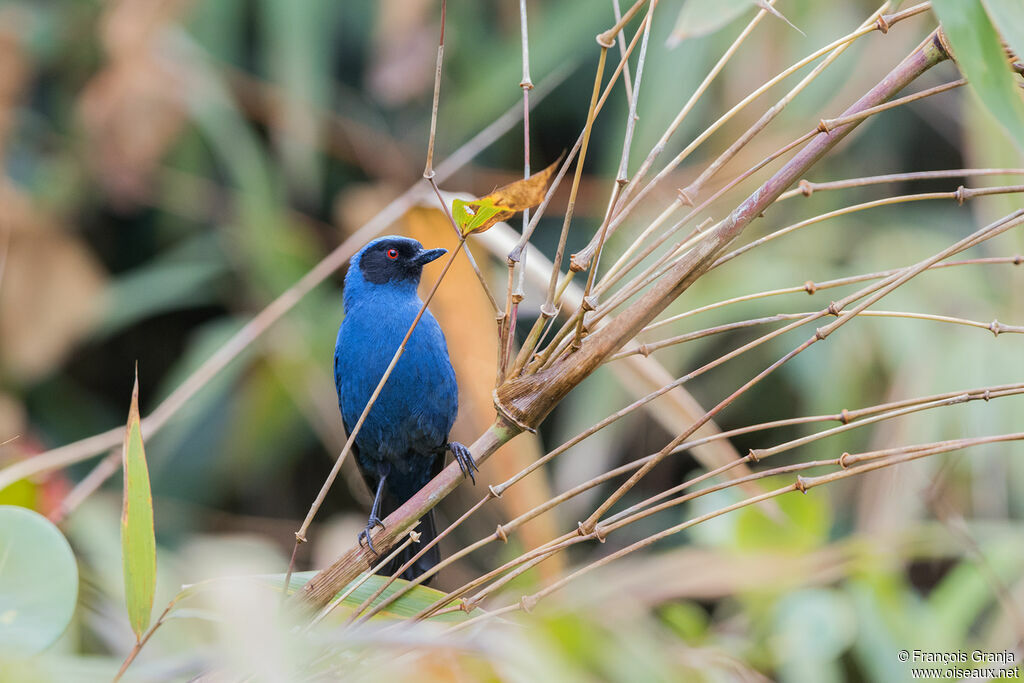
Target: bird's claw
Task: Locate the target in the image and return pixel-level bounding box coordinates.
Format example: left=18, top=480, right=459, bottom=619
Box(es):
left=358, top=516, right=386, bottom=555
left=449, top=441, right=479, bottom=484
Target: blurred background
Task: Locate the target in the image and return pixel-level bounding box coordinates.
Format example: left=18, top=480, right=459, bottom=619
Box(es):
left=1, top=0, right=1022, bottom=680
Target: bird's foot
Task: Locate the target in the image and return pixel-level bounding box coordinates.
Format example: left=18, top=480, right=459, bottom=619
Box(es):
left=449, top=441, right=479, bottom=484
left=358, top=516, right=386, bottom=555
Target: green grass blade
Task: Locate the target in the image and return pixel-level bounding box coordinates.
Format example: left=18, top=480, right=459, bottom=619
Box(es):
left=933, top=0, right=1024, bottom=152
left=121, top=368, right=157, bottom=640
left=981, top=0, right=1024, bottom=66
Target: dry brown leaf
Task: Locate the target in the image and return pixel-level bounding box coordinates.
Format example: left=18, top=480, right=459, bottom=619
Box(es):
left=0, top=185, right=107, bottom=381
left=77, top=0, right=191, bottom=205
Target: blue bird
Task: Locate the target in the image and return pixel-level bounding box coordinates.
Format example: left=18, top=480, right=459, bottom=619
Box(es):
left=334, top=235, right=477, bottom=581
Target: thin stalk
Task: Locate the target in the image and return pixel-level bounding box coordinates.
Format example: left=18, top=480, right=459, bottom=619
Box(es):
left=611, top=0, right=636, bottom=103
left=417, top=381, right=1022, bottom=619
left=499, top=0, right=536, bottom=382
left=541, top=46, right=608, bottom=316
left=779, top=168, right=1024, bottom=202
left=426, top=380, right=1023, bottom=617
left=113, top=600, right=177, bottom=682
left=579, top=207, right=1024, bottom=532
left=422, top=0, right=447, bottom=179
left=510, top=10, right=653, bottom=258
left=586, top=2, right=911, bottom=260
left=567, top=1, right=656, bottom=348
left=451, top=428, right=1019, bottom=631
left=643, top=255, right=1024, bottom=335
left=715, top=185, right=1024, bottom=269
left=675, top=3, right=895, bottom=206
left=614, top=308, right=1024, bottom=361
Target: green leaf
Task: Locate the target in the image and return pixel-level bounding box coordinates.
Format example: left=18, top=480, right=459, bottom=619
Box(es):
left=668, top=0, right=801, bottom=46
left=176, top=570, right=466, bottom=623
left=668, top=0, right=755, bottom=46
left=733, top=476, right=831, bottom=552
left=933, top=0, right=1024, bottom=153
left=121, top=368, right=157, bottom=640
left=279, top=571, right=467, bottom=622
left=982, top=0, right=1024, bottom=66
left=451, top=197, right=513, bottom=236
left=0, top=505, right=79, bottom=655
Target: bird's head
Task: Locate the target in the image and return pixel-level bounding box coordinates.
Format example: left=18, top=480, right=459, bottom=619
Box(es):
left=344, top=236, right=447, bottom=306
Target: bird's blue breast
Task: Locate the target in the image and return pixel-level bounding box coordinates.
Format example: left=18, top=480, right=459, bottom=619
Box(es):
left=334, top=284, right=458, bottom=496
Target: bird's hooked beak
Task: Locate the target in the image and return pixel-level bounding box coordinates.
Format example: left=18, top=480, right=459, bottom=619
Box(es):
left=413, top=247, right=447, bottom=266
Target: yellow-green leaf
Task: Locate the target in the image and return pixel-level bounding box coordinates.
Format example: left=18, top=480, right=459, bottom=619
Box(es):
left=452, top=156, right=562, bottom=236
left=121, top=368, right=156, bottom=640
left=451, top=197, right=516, bottom=237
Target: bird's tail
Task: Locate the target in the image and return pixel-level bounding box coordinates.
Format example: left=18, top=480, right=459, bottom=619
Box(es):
left=377, top=508, right=440, bottom=583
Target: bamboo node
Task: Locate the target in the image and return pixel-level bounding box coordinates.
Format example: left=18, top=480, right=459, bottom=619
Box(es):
left=576, top=520, right=595, bottom=537
left=677, top=187, right=695, bottom=206
left=817, top=119, right=832, bottom=134
left=495, top=524, right=509, bottom=543
left=492, top=390, right=538, bottom=433
left=989, top=320, right=1002, bottom=337
left=1013, top=255, right=1023, bottom=265
left=827, top=301, right=842, bottom=316
left=799, top=179, right=814, bottom=197
left=955, top=185, right=967, bottom=205
left=875, top=14, right=890, bottom=34
left=487, top=484, right=503, bottom=498
left=569, top=252, right=589, bottom=272
left=795, top=476, right=809, bottom=494
left=839, top=452, right=853, bottom=469
left=839, top=408, right=851, bottom=425
left=747, top=448, right=762, bottom=463
left=520, top=594, right=539, bottom=612
left=803, top=280, right=818, bottom=295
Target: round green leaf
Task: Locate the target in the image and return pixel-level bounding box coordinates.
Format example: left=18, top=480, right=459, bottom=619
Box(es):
left=0, top=505, right=79, bottom=655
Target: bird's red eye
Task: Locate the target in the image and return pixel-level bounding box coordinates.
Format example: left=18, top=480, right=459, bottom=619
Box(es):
left=386, top=248, right=399, bottom=260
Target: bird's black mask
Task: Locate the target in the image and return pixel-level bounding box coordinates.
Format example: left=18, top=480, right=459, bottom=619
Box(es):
left=357, top=238, right=447, bottom=285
